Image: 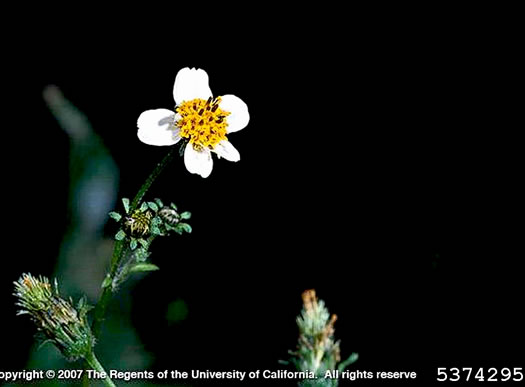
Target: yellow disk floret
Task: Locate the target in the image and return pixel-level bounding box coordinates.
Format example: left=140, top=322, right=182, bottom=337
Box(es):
left=176, top=97, right=230, bottom=149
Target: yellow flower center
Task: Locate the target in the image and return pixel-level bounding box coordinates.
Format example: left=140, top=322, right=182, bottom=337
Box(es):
left=176, top=97, right=230, bottom=149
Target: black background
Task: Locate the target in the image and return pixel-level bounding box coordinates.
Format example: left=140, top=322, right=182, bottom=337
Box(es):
left=1, top=6, right=522, bottom=386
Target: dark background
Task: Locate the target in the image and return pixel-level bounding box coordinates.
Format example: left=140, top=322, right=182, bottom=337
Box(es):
left=1, top=7, right=522, bottom=386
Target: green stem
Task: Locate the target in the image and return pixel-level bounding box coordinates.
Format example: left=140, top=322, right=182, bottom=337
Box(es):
left=82, top=362, right=90, bottom=387
left=85, top=351, right=116, bottom=387
left=130, top=147, right=177, bottom=211
left=91, top=240, right=125, bottom=339
left=91, top=147, right=176, bottom=339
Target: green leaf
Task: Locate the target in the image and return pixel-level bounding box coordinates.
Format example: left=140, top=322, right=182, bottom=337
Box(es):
left=129, top=263, right=160, bottom=273
left=122, top=198, right=130, bottom=214
left=177, top=223, right=192, bottom=233
left=130, top=238, right=138, bottom=250
left=151, top=216, right=162, bottom=226
left=151, top=226, right=162, bottom=236
left=108, top=211, right=122, bottom=222
left=101, top=275, right=112, bottom=289
left=77, top=296, right=86, bottom=310
left=154, top=198, right=164, bottom=208
left=133, top=248, right=150, bottom=263
left=77, top=296, right=93, bottom=319
left=138, top=238, right=149, bottom=249
left=337, top=352, right=359, bottom=371
left=180, top=211, right=192, bottom=220
left=170, top=202, right=178, bottom=210
left=115, top=229, right=126, bottom=241
left=140, top=202, right=149, bottom=212
left=147, top=201, right=159, bottom=212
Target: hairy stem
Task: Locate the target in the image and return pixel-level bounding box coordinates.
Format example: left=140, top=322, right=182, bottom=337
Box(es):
left=85, top=351, right=116, bottom=387
left=92, top=147, right=176, bottom=339
left=91, top=240, right=125, bottom=339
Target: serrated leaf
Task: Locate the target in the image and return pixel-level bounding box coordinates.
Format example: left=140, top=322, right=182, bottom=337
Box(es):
left=108, top=211, right=122, bottom=222
left=170, top=202, right=178, bottom=210
left=129, top=263, right=160, bottom=273
left=180, top=211, right=191, bottom=220
left=138, top=238, right=149, bottom=248
left=101, top=275, right=112, bottom=289
left=177, top=223, right=192, bottom=233
left=115, top=229, right=126, bottom=241
left=122, top=198, right=130, bottom=214
left=130, top=238, right=138, bottom=250
left=154, top=198, right=164, bottom=208
left=147, top=202, right=159, bottom=212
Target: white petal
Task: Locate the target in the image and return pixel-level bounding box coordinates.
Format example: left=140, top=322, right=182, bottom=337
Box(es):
left=220, top=94, right=250, bottom=133
left=184, top=143, right=213, bottom=178
left=137, top=109, right=180, bottom=146
left=213, top=140, right=240, bottom=162
left=173, top=67, right=212, bottom=104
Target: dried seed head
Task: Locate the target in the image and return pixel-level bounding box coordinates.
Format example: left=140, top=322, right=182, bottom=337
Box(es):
left=14, top=273, right=93, bottom=361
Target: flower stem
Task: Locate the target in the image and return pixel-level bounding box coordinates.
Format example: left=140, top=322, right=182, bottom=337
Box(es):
left=91, top=240, right=125, bottom=339
left=130, top=147, right=177, bottom=211
left=85, top=351, right=116, bottom=387
left=91, top=147, right=176, bottom=339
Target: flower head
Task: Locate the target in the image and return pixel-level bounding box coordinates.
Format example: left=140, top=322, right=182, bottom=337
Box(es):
left=289, top=289, right=358, bottom=378
left=137, top=68, right=250, bottom=178
left=14, top=273, right=93, bottom=361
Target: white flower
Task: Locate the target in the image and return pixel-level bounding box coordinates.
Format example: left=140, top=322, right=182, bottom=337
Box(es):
left=137, top=68, right=250, bottom=178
